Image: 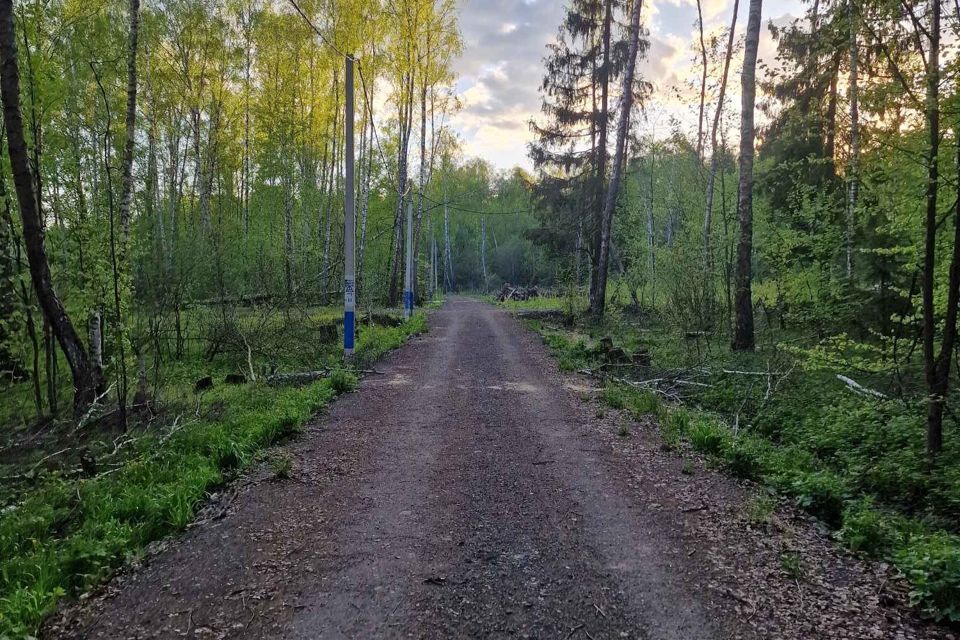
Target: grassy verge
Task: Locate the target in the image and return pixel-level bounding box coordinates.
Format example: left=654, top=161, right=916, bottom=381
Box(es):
left=511, top=298, right=959, bottom=624
left=0, top=313, right=427, bottom=638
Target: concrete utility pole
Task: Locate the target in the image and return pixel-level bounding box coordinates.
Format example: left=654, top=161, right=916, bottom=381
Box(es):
left=343, top=55, right=356, bottom=356
left=404, top=198, right=414, bottom=318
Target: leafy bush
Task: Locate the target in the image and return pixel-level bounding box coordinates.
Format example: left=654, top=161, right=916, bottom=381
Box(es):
left=839, top=499, right=898, bottom=557
left=271, top=454, right=293, bottom=479
left=724, top=436, right=769, bottom=480
left=688, top=418, right=730, bottom=456
left=896, top=534, right=960, bottom=622
left=329, top=369, right=358, bottom=394
left=786, top=470, right=849, bottom=527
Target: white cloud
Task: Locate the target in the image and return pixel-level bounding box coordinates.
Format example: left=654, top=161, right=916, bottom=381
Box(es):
left=450, top=0, right=804, bottom=169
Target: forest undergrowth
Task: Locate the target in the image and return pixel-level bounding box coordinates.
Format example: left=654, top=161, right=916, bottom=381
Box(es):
left=0, top=309, right=427, bottom=638
left=505, top=294, right=960, bottom=624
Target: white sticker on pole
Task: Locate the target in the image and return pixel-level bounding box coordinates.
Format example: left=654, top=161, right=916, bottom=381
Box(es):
left=344, top=278, right=355, bottom=306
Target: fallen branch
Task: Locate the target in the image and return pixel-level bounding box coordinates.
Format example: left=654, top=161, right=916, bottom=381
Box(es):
left=721, top=369, right=783, bottom=376
left=75, top=383, right=117, bottom=431
left=836, top=374, right=887, bottom=399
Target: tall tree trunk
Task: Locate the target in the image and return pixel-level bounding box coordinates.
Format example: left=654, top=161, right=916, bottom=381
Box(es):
left=590, top=0, right=643, bottom=321
left=283, top=175, right=294, bottom=298
left=588, top=0, right=614, bottom=311
left=0, top=130, right=20, bottom=378
left=358, top=97, right=373, bottom=299
left=389, top=69, right=414, bottom=305
left=645, top=152, right=655, bottom=307
left=695, top=0, right=707, bottom=160
left=112, top=0, right=140, bottom=430
left=844, top=0, right=859, bottom=280
left=443, top=194, right=453, bottom=290
left=21, top=282, right=41, bottom=419
left=0, top=0, right=101, bottom=414
left=413, top=79, right=428, bottom=301
left=732, top=0, right=762, bottom=351
left=922, top=0, right=946, bottom=461
left=429, top=215, right=436, bottom=298
left=44, top=318, right=56, bottom=414
left=146, top=111, right=161, bottom=259
left=242, top=0, right=253, bottom=238
left=702, top=0, right=739, bottom=319
left=322, top=70, right=340, bottom=303
left=119, top=0, right=139, bottom=239
left=824, top=51, right=841, bottom=169
left=480, top=215, right=487, bottom=288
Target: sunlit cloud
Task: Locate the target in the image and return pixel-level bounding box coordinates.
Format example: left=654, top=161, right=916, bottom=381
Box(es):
left=451, top=0, right=805, bottom=170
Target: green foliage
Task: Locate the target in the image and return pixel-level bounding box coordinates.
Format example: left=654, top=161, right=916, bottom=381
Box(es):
left=328, top=369, right=358, bottom=394
left=602, top=384, right=660, bottom=416
left=896, top=534, right=960, bottom=623
left=0, top=315, right=424, bottom=637
left=723, top=436, right=768, bottom=479
left=779, top=550, right=804, bottom=580
left=533, top=318, right=960, bottom=621
left=785, top=470, right=848, bottom=527
left=839, top=499, right=899, bottom=557
left=746, top=493, right=777, bottom=527
left=688, top=418, right=730, bottom=456
left=271, top=453, right=293, bottom=480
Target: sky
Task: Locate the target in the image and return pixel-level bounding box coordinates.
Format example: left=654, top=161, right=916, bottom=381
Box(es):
left=450, top=0, right=807, bottom=171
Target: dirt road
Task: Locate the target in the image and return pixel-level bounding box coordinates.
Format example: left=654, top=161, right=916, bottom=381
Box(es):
left=46, top=298, right=947, bottom=639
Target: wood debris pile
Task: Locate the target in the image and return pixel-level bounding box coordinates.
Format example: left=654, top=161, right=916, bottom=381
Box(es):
left=497, top=283, right=540, bottom=302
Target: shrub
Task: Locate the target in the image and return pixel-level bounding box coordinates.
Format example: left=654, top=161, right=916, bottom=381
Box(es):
left=788, top=470, right=848, bottom=527
left=688, top=418, right=730, bottom=456
left=896, top=534, right=960, bottom=622
left=628, top=390, right=660, bottom=415
left=329, top=369, right=358, bottom=394
left=839, top=499, right=897, bottom=557
left=271, top=454, right=293, bottom=479
left=747, top=493, right=777, bottom=526
left=602, top=385, right=628, bottom=410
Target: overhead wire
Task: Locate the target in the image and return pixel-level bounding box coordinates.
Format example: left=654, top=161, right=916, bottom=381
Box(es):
left=287, top=0, right=536, bottom=220
left=420, top=192, right=535, bottom=217
left=285, top=0, right=393, bottom=180
left=285, top=0, right=353, bottom=61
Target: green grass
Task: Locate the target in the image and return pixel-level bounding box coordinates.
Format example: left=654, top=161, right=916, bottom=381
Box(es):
left=0, top=312, right=427, bottom=638
left=528, top=317, right=960, bottom=624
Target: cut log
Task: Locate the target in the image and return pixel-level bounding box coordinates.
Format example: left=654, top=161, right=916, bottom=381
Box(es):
left=496, top=282, right=540, bottom=302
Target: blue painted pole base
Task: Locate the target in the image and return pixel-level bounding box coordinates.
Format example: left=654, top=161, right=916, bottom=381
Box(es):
left=343, top=310, right=355, bottom=353
left=403, top=290, right=413, bottom=319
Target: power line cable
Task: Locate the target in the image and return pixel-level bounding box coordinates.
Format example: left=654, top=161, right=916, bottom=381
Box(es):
left=420, top=192, right=535, bottom=216
left=285, top=0, right=353, bottom=60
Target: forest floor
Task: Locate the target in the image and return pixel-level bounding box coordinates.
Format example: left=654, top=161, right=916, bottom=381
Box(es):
left=43, top=298, right=952, bottom=639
